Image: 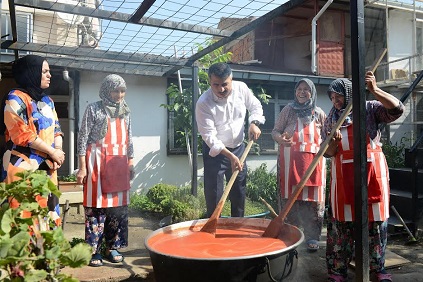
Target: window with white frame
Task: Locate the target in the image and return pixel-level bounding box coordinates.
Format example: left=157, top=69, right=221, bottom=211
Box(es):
left=253, top=83, right=293, bottom=153
left=1, top=12, right=33, bottom=54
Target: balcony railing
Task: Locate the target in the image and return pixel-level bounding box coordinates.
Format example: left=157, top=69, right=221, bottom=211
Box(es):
left=377, top=53, right=423, bottom=84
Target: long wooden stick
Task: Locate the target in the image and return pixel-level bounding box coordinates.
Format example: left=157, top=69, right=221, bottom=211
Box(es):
left=367, top=48, right=386, bottom=73
left=200, top=140, right=254, bottom=235
left=391, top=205, right=417, bottom=242
left=259, top=196, right=278, bottom=218
left=262, top=101, right=352, bottom=238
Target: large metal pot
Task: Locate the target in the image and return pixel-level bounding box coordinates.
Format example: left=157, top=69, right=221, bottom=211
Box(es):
left=145, top=217, right=304, bottom=282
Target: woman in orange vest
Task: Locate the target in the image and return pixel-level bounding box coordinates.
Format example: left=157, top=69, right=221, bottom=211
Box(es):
left=76, top=74, right=134, bottom=267
left=2, top=55, right=65, bottom=225
left=323, top=72, right=404, bottom=282
left=272, top=78, right=327, bottom=252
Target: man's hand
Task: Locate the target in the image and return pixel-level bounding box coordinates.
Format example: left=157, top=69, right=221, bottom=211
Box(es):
left=230, top=154, right=243, bottom=173
left=249, top=123, right=261, bottom=141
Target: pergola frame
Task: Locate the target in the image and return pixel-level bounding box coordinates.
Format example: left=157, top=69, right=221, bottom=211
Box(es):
left=1, top=1, right=371, bottom=280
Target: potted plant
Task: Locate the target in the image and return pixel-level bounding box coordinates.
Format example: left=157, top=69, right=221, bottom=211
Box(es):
left=58, top=171, right=82, bottom=193
left=0, top=170, right=91, bottom=281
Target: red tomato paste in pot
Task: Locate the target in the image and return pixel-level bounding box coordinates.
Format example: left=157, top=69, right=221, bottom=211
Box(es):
left=147, top=225, right=289, bottom=259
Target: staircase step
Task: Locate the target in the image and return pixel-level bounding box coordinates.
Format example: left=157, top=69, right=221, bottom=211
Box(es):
left=389, top=195, right=423, bottom=219
left=388, top=214, right=413, bottom=226
left=389, top=168, right=423, bottom=193
left=405, top=148, right=423, bottom=168
left=390, top=189, right=423, bottom=199
left=387, top=214, right=415, bottom=235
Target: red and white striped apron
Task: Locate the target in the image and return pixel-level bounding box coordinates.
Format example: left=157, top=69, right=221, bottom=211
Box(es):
left=329, top=125, right=390, bottom=222
left=83, top=116, right=130, bottom=208
left=279, top=118, right=325, bottom=202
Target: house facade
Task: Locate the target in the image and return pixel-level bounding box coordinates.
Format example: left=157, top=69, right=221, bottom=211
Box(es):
left=218, top=0, right=422, bottom=149
left=0, top=0, right=422, bottom=192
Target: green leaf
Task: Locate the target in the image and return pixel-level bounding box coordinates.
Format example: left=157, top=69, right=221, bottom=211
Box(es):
left=0, top=170, right=87, bottom=279
left=60, top=243, right=92, bottom=268
left=55, top=275, right=80, bottom=282
left=45, top=245, right=62, bottom=260
left=25, top=269, right=48, bottom=282
left=9, top=231, right=31, bottom=257
left=0, top=235, right=13, bottom=258
left=0, top=208, right=14, bottom=234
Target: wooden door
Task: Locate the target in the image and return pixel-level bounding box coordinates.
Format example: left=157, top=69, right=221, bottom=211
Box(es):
left=318, top=11, right=345, bottom=76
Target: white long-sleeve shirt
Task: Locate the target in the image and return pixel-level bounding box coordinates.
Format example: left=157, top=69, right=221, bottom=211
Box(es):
left=195, top=80, right=265, bottom=157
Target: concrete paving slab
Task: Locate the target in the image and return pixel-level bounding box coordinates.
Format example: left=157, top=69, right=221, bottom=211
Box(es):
left=61, top=210, right=156, bottom=281
left=60, top=211, right=423, bottom=282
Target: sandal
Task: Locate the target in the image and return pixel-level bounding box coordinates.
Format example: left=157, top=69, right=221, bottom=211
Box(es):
left=306, top=239, right=319, bottom=252
left=105, top=249, right=124, bottom=263
left=89, top=253, right=103, bottom=267
left=377, top=272, right=392, bottom=282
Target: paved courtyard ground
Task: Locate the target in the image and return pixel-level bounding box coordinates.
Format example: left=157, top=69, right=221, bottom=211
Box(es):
left=61, top=209, right=423, bottom=281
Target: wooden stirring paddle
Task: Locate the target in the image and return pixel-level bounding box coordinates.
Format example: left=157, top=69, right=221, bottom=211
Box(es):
left=262, top=101, right=353, bottom=238
left=200, top=139, right=254, bottom=235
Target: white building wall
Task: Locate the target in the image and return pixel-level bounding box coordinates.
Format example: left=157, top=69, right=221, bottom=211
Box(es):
left=388, top=10, right=414, bottom=71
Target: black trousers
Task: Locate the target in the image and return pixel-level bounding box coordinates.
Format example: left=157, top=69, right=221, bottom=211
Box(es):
left=202, top=141, right=247, bottom=217
left=39, top=161, right=59, bottom=212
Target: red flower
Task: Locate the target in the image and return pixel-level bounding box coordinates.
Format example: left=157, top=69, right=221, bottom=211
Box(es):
left=35, top=195, right=48, bottom=208
left=20, top=210, right=32, bottom=218
left=8, top=197, right=20, bottom=209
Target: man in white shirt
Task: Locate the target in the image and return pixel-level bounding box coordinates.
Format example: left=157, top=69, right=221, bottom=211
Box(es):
left=195, top=63, right=265, bottom=217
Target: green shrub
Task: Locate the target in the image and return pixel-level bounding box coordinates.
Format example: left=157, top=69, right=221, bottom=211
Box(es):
left=246, top=163, right=278, bottom=212
left=130, top=183, right=195, bottom=223
left=58, top=174, right=77, bottom=182
left=69, top=237, right=86, bottom=248
left=382, top=136, right=408, bottom=168
left=145, top=183, right=177, bottom=213
left=0, top=170, right=91, bottom=281
left=131, top=164, right=276, bottom=223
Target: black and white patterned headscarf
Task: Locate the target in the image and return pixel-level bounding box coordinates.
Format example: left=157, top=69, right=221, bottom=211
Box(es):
left=325, top=78, right=353, bottom=130
left=327, top=78, right=352, bottom=108
left=290, top=78, right=317, bottom=125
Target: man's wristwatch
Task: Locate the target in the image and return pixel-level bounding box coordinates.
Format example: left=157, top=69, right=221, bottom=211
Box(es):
left=251, top=120, right=260, bottom=127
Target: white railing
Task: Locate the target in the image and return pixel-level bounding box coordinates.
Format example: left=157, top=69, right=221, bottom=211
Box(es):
left=376, top=53, right=423, bottom=83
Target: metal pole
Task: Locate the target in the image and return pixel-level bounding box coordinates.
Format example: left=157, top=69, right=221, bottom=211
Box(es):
left=174, top=46, right=193, bottom=173
left=351, top=0, right=369, bottom=281
left=191, top=65, right=199, bottom=196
